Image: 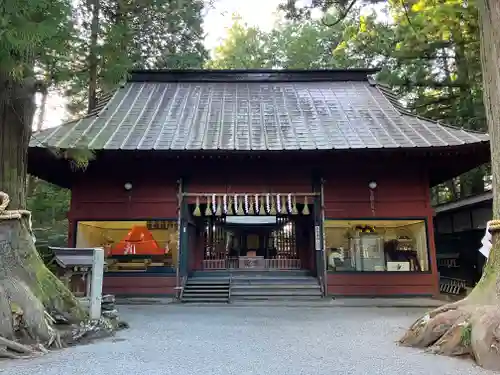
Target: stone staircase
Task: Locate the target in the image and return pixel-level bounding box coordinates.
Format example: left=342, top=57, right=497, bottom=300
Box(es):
left=231, top=270, right=322, bottom=303
left=181, top=270, right=322, bottom=304
left=181, top=275, right=230, bottom=303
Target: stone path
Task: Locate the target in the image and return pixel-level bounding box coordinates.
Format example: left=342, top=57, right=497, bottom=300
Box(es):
left=0, top=305, right=495, bottom=375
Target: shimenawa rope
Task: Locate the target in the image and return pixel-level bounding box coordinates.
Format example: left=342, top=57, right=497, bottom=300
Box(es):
left=490, top=220, right=500, bottom=233
left=0, top=191, right=35, bottom=243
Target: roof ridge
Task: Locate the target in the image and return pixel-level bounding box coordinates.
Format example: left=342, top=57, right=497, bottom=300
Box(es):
left=373, top=83, right=488, bottom=136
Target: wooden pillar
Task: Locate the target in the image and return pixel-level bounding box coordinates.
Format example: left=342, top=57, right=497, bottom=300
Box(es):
left=313, top=175, right=326, bottom=295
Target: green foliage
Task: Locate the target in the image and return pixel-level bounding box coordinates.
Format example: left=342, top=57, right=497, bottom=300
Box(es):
left=0, top=0, right=74, bottom=80
left=27, top=179, right=70, bottom=261
left=65, top=0, right=207, bottom=116
left=213, top=1, right=488, bottom=202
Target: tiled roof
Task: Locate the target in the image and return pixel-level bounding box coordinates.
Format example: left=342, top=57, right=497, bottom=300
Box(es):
left=30, top=70, right=488, bottom=151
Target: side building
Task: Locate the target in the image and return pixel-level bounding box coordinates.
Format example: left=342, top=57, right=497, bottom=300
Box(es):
left=28, top=69, right=490, bottom=298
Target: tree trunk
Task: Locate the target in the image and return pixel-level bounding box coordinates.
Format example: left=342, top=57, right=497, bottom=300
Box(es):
left=0, top=76, right=87, bottom=342
left=0, top=84, right=31, bottom=210
left=87, top=0, right=100, bottom=114
left=399, top=1, right=500, bottom=370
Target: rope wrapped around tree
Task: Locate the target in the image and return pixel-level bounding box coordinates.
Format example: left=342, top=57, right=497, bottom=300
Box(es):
left=489, top=220, right=500, bottom=233
left=0, top=191, right=31, bottom=220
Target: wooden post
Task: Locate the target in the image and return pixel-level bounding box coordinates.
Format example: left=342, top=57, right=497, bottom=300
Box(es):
left=313, top=175, right=327, bottom=296
left=89, top=247, right=104, bottom=320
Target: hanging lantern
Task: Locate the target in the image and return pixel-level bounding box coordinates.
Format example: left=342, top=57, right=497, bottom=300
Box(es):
left=237, top=196, right=245, bottom=215
left=291, top=195, right=299, bottom=215
left=302, top=196, right=310, bottom=215
left=193, top=196, right=201, bottom=217
left=259, top=196, right=266, bottom=215
left=280, top=195, right=287, bottom=215
left=269, top=194, right=277, bottom=215
left=247, top=195, right=255, bottom=215
left=205, top=195, right=212, bottom=216
left=227, top=195, right=234, bottom=215
left=215, top=196, right=223, bottom=216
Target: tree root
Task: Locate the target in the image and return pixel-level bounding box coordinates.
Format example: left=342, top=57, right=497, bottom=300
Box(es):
left=400, top=303, right=500, bottom=371
left=0, top=192, right=128, bottom=361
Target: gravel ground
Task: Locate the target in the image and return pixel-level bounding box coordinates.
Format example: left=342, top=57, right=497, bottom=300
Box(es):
left=0, top=305, right=496, bottom=375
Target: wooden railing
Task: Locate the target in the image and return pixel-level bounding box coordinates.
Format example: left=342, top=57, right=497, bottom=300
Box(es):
left=202, top=258, right=301, bottom=270
left=265, top=258, right=301, bottom=269
left=202, top=259, right=227, bottom=269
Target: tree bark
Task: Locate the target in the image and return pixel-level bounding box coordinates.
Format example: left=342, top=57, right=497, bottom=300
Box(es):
left=0, top=75, right=87, bottom=342
left=478, top=1, right=500, bottom=223
left=400, top=1, right=500, bottom=371
left=87, top=0, right=100, bottom=114
left=0, top=81, right=32, bottom=210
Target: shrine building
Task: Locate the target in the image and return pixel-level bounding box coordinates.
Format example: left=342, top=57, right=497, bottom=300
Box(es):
left=28, top=69, right=490, bottom=300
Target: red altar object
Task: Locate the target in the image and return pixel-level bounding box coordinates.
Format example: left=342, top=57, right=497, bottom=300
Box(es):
left=109, top=225, right=164, bottom=256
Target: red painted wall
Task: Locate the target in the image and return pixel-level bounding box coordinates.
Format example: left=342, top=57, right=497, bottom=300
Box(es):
left=68, top=155, right=439, bottom=297
left=102, top=275, right=176, bottom=296
left=322, top=164, right=439, bottom=297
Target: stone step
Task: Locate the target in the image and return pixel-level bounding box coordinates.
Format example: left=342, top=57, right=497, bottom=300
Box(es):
left=231, top=278, right=318, bottom=285
left=185, top=283, right=230, bottom=288
left=231, top=295, right=322, bottom=305
left=231, top=284, right=320, bottom=290
left=187, top=278, right=230, bottom=283
left=182, top=299, right=229, bottom=306
left=184, top=290, right=229, bottom=295
left=230, top=300, right=327, bottom=306
left=183, top=292, right=230, bottom=298
left=231, top=289, right=322, bottom=297
left=182, top=298, right=229, bottom=303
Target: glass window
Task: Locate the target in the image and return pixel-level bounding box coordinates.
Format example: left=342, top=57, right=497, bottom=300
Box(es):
left=324, top=219, right=429, bottom=272
left=75, top=220, right=178, bottom=272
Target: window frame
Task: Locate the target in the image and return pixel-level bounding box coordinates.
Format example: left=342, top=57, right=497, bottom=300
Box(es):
left=323, top=217, right=432, bottom=274
left=73, top=218, right=179, bottom=276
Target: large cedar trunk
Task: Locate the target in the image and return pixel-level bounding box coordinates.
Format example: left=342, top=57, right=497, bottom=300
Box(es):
left=0, top=77, right=86, bottom=342
left=399, top=1, right=500, bottom=370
